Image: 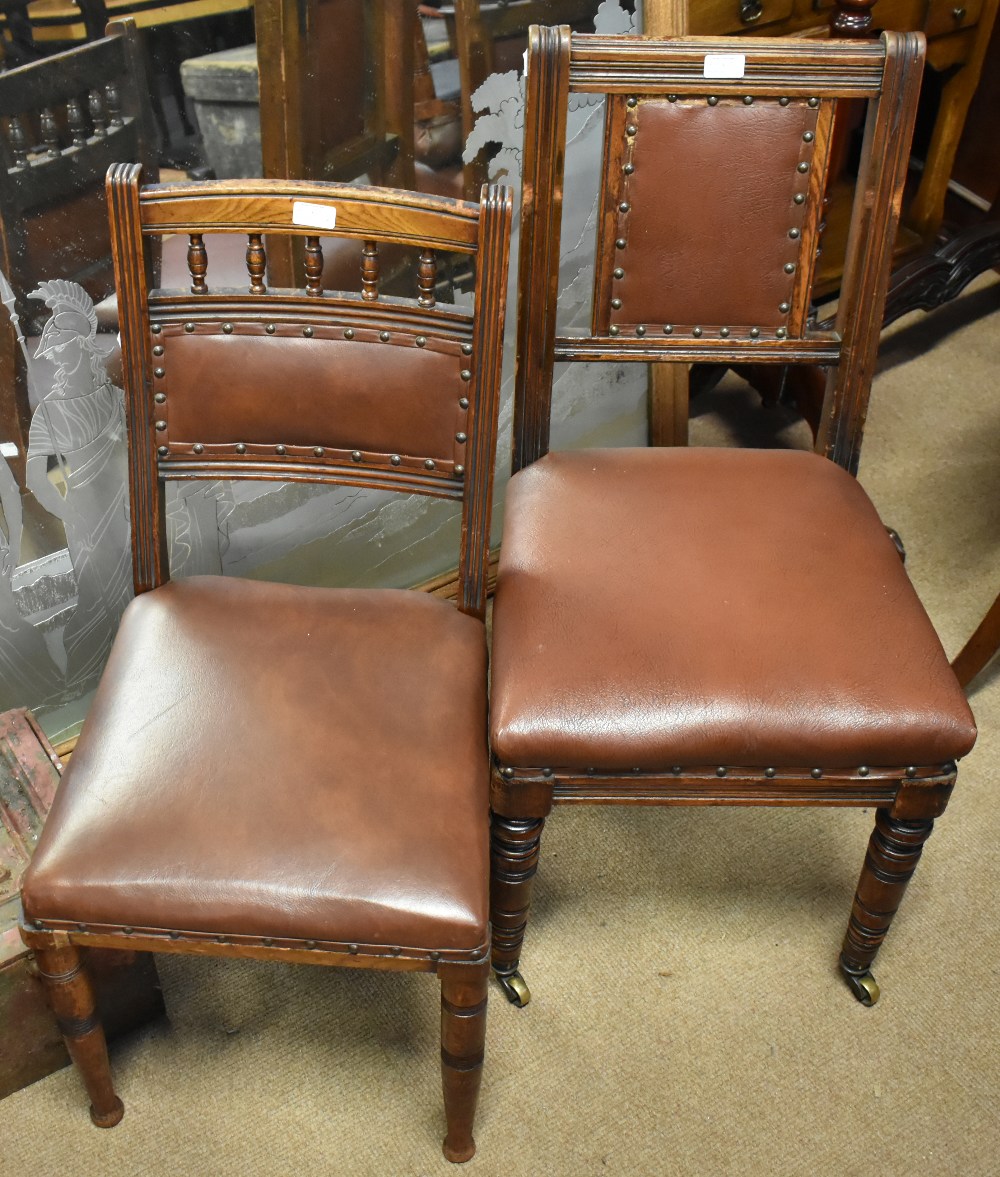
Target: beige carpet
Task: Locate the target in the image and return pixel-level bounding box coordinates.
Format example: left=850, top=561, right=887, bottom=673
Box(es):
left=3, top=277, right=999, bottom=1177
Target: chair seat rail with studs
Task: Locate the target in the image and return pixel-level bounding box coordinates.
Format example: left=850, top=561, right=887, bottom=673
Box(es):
left=20, top=168, right=512, bottom=1162
left=488, top=26, right=976, bottom=1010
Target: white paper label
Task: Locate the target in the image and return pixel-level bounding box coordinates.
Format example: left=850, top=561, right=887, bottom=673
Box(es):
left=703, top=53, right=746, bottom=80
left=291, top=200, right=337, bottom=230
left=0, top=442, right=19, bottom=458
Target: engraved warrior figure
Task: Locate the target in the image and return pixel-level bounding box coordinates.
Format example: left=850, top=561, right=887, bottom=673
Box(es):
left=26, top=280, right=131, bottom=693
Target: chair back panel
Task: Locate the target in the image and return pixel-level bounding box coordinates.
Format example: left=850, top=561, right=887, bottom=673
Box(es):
left=594, top=96, right=835, bottom=339
left=109, top=168, right=512, bottom=614
left=153, top=319, right=470, bottom=470
left=513, top=27, right=925, bottom=476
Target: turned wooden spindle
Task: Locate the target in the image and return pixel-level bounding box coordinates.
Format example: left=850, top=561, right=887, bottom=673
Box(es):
left=104, top=82, right=122, bottom=127
left=246, top=233, right=267, bottom=294
left=66, top=97, right=87, bottom=147
left=40, top=108, right=60, bottom=157
left=304, top=236, right=324, bottom=296
left=417, top=249, right=438, bottom=307
left=88, top=89, right=107, bottom=136
left=188, top=234, right=208, bottom=294
left=361, top=240, right=380, bottom=301
left=8, top=117, right=29, bottom=168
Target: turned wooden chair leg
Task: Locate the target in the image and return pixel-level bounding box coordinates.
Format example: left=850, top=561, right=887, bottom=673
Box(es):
left=439, top=961, right=489, bottom=1164
left=35, top=943, right=124, bottom=1127
left=490, top=813, right=544, bottom=1007
left=839, top=809, right=935, bottom=1006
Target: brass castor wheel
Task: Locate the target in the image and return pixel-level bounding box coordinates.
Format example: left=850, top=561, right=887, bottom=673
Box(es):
left=843, top=968, right=880, bottom=1007
left=495, top=970, right=531, bottom=1007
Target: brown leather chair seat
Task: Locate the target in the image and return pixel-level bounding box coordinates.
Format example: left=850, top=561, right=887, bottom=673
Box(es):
left=23, top=576, right=490, bottom=955
left=490, top=447, right=976, bottom=774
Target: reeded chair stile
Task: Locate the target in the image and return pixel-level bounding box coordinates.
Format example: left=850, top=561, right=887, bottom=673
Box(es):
left=19, top=169, right=512, bottom=1162
left=488, top=27, right=976, bottom=1009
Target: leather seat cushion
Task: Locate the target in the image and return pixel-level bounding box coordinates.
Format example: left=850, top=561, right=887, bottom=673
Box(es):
left=23, top=577, right=490, bottom=953
left=490, top=448, right=977, bottom=772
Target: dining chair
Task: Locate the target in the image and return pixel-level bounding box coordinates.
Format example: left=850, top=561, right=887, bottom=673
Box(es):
left=0, top=16, right=155, bottom=483
left=488, top=26, right=977, bottom=1009
left=20, top=166, right=512, bottom=1162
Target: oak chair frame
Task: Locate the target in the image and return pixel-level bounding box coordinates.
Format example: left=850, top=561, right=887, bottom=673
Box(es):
left=20, top=165, right=512, bottom=1162
left=489, top=26, right=947, bottom=1011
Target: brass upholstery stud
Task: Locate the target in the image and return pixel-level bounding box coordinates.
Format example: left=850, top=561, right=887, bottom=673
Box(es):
left=667, top=94, right=677, bottom=102
left=430, top=951, right=441, bottom=962
left=720, top=327, right=730, bottom=338
left=663, top=324, right=673, bottom=334
left=305, top=940, right=317, bottom=949
left=390, top=455, right=401, bottom=465
left=765, top=767, right=776, bottom=777
left=784, top=262, right=796, bottom=273
left=154, top=368, right=165, bottom=378
left=542, top=767, right=553, bottom=777
left=379, top=331, right=390, bottom=342
left=345, top=328, right=355, bottom=340
left=184, top=322, right=195, bottom=333
left=314, top=447, right=325, bottom=458
left=352, top=451, right=362, bottom=461
left=151, top=324, right=161, bottom=334
left=77, top=923, right=88, bottom=931
left=349, top=944, right=359, bottom=954
left=169, top=931, right=180, bottom=939
left=157, top=446, right=168, bottom=457
left=502, top=767, right=514, bottom=778
left=265, top=324, right=275, bottom=334
left=626, top=123, right=637, bottom=135
left=155, top=420, right=167, bottom=431
left=391, top=946, right=401, bottom=956
left=275, top=445, right=286, bottom=455
left=623, top=163, right=634, bottom=175
left=692, top=326, right=703, bottom=337
left=776, top=327, right=787, bottom=339
left=454, top=464, right=465, bottom=476
left=808, top=97, right=819, bottom=107
left=794, top=193, right=805, bottom=204
left=626, top=96, right=638, bottom=107
left=462, top=343, right=473, bottom=355
left=613, top=267, right=624, bottom=279
left=750, top=327, right=760, bottom=338
left=779, top=301, right=790, bottom=313
left=743, top=95, right=753, bottom=104
left=222, top=322, right=233, bottom=334
left=811, top=768, right=822, bottom=779
left=797, top=162, right=809, bottom=173
left=217, top=936, right=228, bottom=944
left=789, top=228, right=800, bottom=239
left=155, top=392, right=166, bottom=404
left=803, top=131, right=814, bottom=142
left=302, top=326, right=313, bottom=337
left=636, top=325, right=646, bottom=337
left=425, top=459, right=436, bottom=470
left=616, top=238, right=626, bottom=249
left=459, top=397, right=469, bottom=409
left=716, top=766, right=727, bottom=777
left=193, top=444, right=204, bottom=454
left=611, top=298, right=622, bottom=310
left=123, top=927, right=133, bottom=935
left=152, top=344, right=164, bottom=356
left=263, top=938, right=273, bottom=946
left=461, top=369, right=472, bottom=381
left=415, top=335, right=426, bottom=347
left=609, top=325, right=620, bottom=336
left=456, top=432, right=467, bottom=443
left=619, top=202, right=630, bottom=214
left=236, top=443, right=247, bottom=454
left=859, top=766, right=870, bottom=777
left=672, top=766, right=682, bottom=775
left=906, top=766, right=917, bottom=777
left=707, top=96, right=718, bottom=106
left=779, top=96, right=791, bottom=106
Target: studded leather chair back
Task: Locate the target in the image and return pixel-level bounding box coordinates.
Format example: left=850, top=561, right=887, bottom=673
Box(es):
left=107, top=167, right=511, bottom=615
left=514, top=27, right=925, bottom=476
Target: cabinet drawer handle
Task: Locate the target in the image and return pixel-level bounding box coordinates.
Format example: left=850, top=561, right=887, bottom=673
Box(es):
left=740, top=0, right=764, bottom=22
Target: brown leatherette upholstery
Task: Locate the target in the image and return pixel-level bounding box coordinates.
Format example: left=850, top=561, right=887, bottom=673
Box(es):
left=23, top=577, right=490, bottom=951
left=607, top=99, right=821, bottom=333
left=158, top=325, right=469, bottom=466
left=490, top=448, right=977, bottom=771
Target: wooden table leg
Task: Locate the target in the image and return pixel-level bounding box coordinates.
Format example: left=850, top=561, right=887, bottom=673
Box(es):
left=952, top=588, right=1000, bottom=687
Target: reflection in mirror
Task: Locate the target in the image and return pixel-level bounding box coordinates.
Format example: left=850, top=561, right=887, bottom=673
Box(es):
left=0, top=0, right=638, bottom=738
